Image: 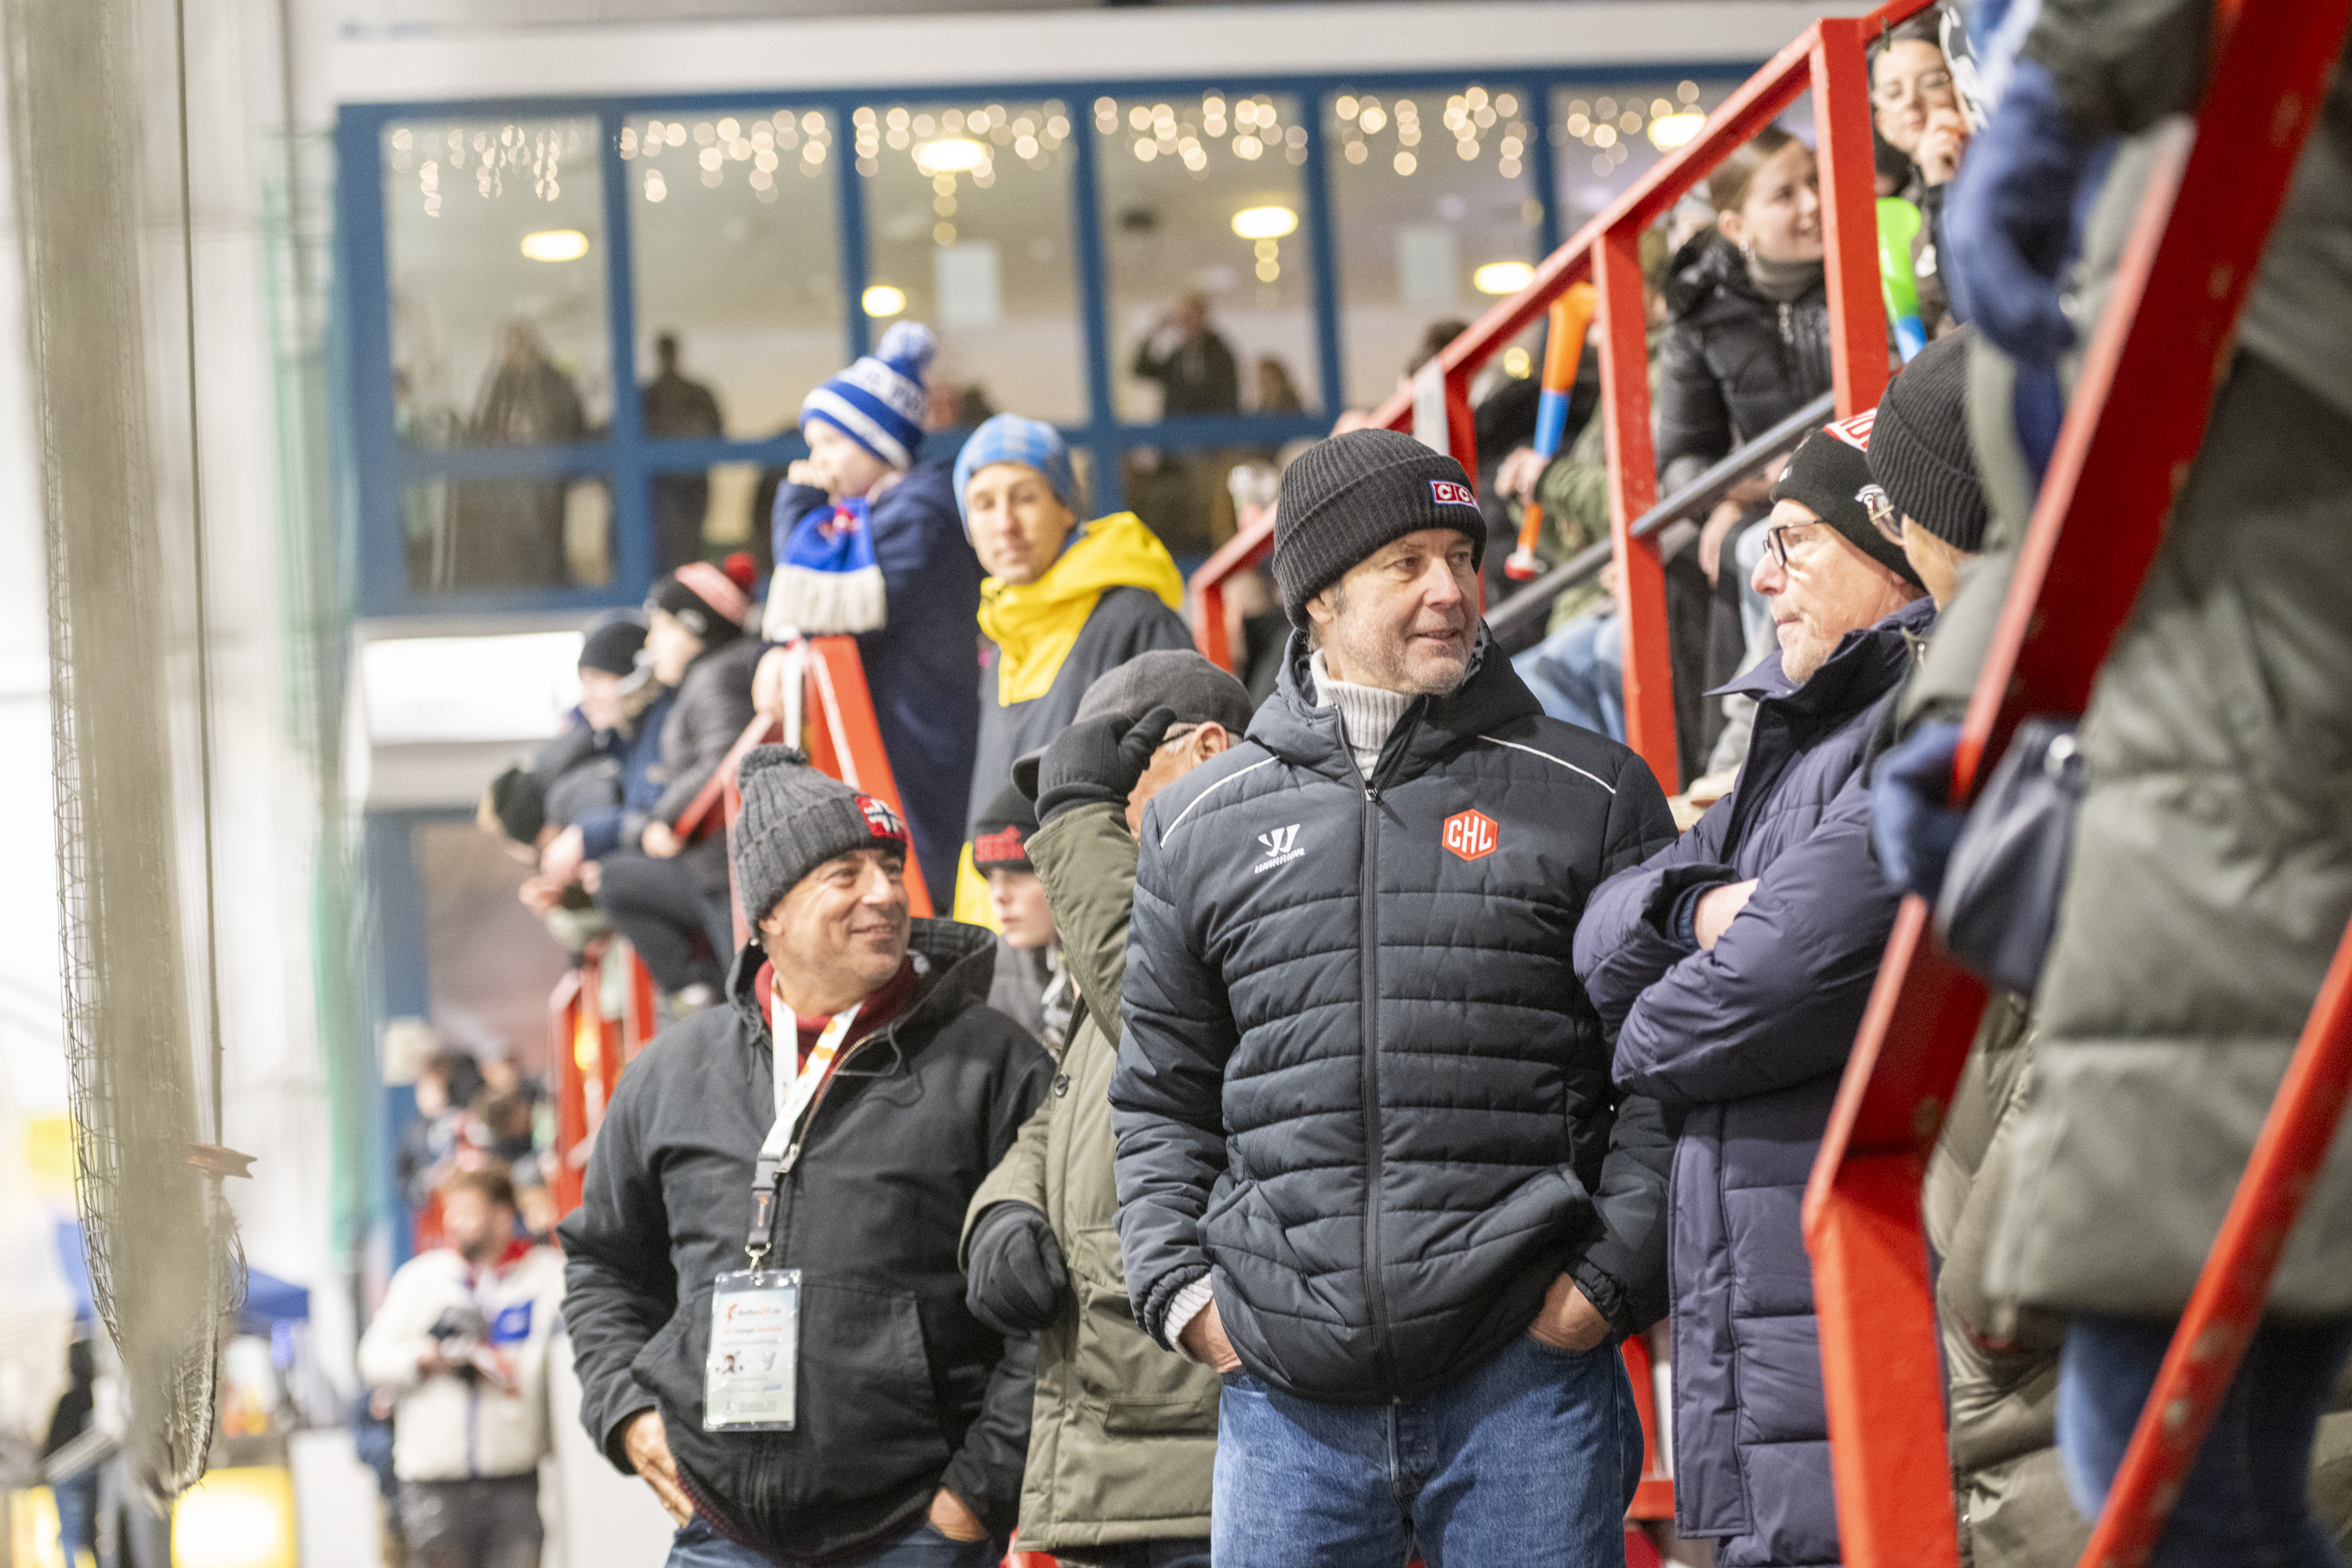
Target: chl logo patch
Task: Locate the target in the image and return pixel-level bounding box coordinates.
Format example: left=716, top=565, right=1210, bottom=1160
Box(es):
left=1443, top=808, right=1499, bottom=862
left=1430, top=479, right=1478, bottom=508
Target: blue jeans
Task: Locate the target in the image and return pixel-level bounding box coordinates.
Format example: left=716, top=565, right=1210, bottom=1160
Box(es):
left=1213, top=1332, right=1643, bottom=1568
left=665, top=1516, right=998, bottom=1568
left=1513, top=615, right=1624, bottom=742
left=2057, top=1312, right=2352, bottom=1566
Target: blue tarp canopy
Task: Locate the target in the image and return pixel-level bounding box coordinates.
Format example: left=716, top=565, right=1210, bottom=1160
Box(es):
left=53, top=1221, right=310, bottom=1335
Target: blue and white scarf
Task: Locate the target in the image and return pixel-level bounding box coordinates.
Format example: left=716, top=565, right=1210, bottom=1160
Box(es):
left=763, top=498, right=886, bottom=637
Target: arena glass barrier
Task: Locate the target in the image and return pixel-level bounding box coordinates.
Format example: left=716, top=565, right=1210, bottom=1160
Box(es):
left=1798, top=0, right=2352, bottom=1561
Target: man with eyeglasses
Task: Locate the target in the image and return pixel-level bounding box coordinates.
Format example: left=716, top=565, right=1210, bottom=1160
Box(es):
left=1573, top=415, right=1929, bottom=1568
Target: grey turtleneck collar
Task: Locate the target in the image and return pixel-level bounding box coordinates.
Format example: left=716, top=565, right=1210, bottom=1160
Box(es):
left=1308, top=631, right=1489, bottom=782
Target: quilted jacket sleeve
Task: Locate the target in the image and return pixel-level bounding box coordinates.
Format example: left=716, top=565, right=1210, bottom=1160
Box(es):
left=1604, top=777, right=1903, bottom=1111
left=1109, top=804, right=1240, bottom=1348
left=1652, top=313, right=1733, bottom=486
left=1028, top=800, right=1139, bottom=1044
left=1574, top=793, right=1738, bottom=1037
left=1564, top=755, right=1685, bottom=1334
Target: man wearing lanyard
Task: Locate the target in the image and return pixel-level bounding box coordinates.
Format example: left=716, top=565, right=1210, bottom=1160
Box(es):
left=563, top=746, right=1051, bottom=1567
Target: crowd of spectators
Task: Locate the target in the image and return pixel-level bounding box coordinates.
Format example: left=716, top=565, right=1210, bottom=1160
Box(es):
left=374, top=6, right=2352, bottom=1563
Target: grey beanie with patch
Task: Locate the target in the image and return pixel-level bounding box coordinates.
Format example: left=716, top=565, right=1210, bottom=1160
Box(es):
left=732, top=746, right=909, bottom=927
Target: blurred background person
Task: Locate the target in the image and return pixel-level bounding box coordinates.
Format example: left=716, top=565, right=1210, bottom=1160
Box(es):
left=970, top=779, right=1066, bottom=1053
left=358, top=1167, right=564, bottom=1568
left=445, top=319, right=587, bottom=590
left=641, top=332, right=726, bottom=575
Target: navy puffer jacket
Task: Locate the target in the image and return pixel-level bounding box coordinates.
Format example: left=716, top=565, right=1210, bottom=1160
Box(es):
left=1112, top=636, right=1680, bottom=1402
left=1573, top=597, right=1929, bottom=1568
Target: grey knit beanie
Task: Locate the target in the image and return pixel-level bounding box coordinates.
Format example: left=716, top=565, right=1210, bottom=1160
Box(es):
left=731, top=746, right=909, bottom=927
left=1867, top=328, right=1988, bottom=554
left=1271, top=429, right=1487, bottom=627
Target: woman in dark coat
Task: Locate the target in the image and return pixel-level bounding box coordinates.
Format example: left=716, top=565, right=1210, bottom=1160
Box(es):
left=1654, top=128, right=1837, bottom=774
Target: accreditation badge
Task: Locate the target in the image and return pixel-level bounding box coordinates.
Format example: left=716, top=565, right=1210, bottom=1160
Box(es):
left=703, top=1269, right=800, bottom=1431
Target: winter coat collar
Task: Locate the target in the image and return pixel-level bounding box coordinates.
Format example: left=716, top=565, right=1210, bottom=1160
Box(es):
left=723, top=917, right=998, bottom=1064
left=1709, top=595, right=1936, bottom=717
left=977, top=514, right=1185, bottom=706
left=1665, top=231, right=1828, bottom=324
left=1250, top=623, right=1540, bottom=789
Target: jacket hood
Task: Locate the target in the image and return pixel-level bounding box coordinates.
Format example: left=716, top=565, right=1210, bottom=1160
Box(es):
left=977, top=513, right=1185, bottom=705
left=724, top=916, right=999, bottom=1048
left=1711, top=594, right=1934, bottom=714
left=1249, top=622, right=1542, bottom=786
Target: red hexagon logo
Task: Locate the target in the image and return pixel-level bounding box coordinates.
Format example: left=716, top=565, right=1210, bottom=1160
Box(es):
left=1443, top=808, right=1498, bottom=862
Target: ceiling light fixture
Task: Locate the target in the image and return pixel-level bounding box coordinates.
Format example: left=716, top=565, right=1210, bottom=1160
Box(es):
left=862, top=284, right=908, bottom=317
left=1472, top=260, right=1535, bottom=296
left=1230, top=205, right=1298, bottom=240
left=1647, top=111, right=1705, bottom=151
left=913, top=136, right=988, bottom=175
left=519, top=229, right=590, bottom=263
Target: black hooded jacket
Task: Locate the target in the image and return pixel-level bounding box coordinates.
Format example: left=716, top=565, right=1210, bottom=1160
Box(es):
left=1653, top=232, right=1835, bottom=490
left=1109, top=635, right=1681, bottom=1403
left=561, top=921, right=1051, bottom=1560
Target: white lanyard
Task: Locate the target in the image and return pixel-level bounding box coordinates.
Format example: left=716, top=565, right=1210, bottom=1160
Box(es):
left=745, top=999, right=858, bottom=1268
left=760, top=1001, right=858, bottom=1165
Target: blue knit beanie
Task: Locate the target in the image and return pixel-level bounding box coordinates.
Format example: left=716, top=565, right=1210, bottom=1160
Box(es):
left=801, top=321, right=935, bottom=471
left=953, top=413, right=1077, bottom=532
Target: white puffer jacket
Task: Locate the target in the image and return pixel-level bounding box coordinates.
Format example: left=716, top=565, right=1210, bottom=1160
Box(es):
left=357, top=1243, right=564, bottom=1482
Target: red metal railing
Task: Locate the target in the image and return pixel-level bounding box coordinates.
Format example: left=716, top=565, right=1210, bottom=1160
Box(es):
left=1801, top=0, right=2352, bottom=1558
left=1186, top=0, right=1929, bottom=793
left=550, top=935, right=658, bottom=1219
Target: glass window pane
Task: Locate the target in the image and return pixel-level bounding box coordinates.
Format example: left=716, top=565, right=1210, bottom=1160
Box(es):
left=384, top=116, right=608, bottom=449
left=626, top=109, right=846, bottom=441
left=1549, top=78, right=1744, bottom=238
left=851, top=99, right=1084, bottom=426
left=1327, top=85, right=1541, bottom=411
left=403, top=474, right=612, bottom=593
left=1095, top=90, right=1320, bottom=424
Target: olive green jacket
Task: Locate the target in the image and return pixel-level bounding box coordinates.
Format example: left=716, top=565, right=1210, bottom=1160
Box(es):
left=961, top=801, right=1218, bottom=1551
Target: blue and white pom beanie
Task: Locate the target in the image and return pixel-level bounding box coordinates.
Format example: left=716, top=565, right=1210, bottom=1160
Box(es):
left=801, top=321, right=935, bottom=471
left=952, top=413, right=1078, bottom=532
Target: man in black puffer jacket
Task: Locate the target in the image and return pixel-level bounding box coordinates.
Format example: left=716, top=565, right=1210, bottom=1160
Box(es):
left=1111, top=429, right=1680, bottom=1566
left=563, top=748, right=1050, bottom=1567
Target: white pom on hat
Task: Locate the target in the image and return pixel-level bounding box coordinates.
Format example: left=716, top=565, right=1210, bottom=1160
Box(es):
left=873, top=321, right=936, bottom=378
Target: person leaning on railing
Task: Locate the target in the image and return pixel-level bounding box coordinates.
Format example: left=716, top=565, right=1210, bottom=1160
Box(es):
left=754, top=322, right=983, bottom=920
left=1871, top=2, right=2352, bottom=1554
left=1649, top=128, right=1838, bottom=778
left=592, top=561, right=761, bottom=1009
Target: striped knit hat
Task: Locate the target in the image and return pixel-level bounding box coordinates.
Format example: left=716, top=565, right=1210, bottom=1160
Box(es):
left=802, top=321, right=935, bottom=471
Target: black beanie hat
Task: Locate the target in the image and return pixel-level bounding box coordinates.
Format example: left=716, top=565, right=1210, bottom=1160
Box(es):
left=1867, top=328, right=1988, bottom=554
left=732, top=746, right=909, bottom=927
left=579, top=615, right=648, bottom=677
left=971, top=782, right=1039, bottom=872
left=1772, top=420, right=1926, bottom=592
left=1271, top=429, right=1487, bottom=627
left=488, top=766, right=546, bottom=844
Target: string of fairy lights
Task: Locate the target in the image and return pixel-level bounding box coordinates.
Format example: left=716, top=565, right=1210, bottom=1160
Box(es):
left=383, top=78, right=1716, bottom=282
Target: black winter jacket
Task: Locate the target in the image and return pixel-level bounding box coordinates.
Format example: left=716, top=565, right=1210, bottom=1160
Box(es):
left=1653, top=234, right=1835, bottom=489
left=652, top=635, right=762, bottom=890
left=1110, top=636, right=1681, bottom=1403
left=560, top=921, right=1052, bottom=1560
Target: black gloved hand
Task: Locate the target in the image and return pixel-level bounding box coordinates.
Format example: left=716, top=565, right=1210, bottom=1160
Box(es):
left=964, top=1202, right=1069, bottom=1336
left=1035, top=706, right=1180, bottom=824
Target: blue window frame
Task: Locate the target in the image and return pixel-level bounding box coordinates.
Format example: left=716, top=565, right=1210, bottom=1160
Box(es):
left=336, top=64, right=1751, bottom=618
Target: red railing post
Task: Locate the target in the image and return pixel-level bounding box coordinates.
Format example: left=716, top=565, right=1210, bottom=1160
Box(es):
left=1806, top=0, right=2352, bottom=1560
left=1811, top=16, right=1894, bottom=418
left=2081, top=915, right=2352, bottom=1565
left=1595, top=225, right=1679, bottom=789
left=550, top=963, right=591, bottom=1219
